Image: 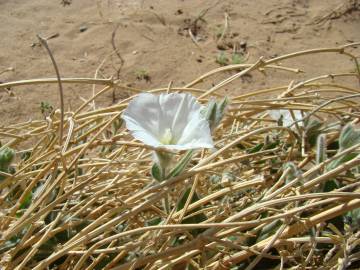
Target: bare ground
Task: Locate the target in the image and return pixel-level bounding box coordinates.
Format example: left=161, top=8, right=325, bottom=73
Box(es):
left=0, top=0, right=359, bottom=125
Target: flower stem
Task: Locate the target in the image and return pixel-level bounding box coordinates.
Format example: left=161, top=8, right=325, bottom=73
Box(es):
left=154, top=151, right=173, bottom=180
left=163, top=195, right=170, bottom=214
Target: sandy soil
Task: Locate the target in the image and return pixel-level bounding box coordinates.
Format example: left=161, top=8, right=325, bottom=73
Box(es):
left=0, top=0, right=359, bottom=125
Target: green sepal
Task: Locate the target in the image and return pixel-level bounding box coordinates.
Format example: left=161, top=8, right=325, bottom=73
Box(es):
left=167, top=150, right=193, bottom=178
left=151, top=163, right=163, bottom=182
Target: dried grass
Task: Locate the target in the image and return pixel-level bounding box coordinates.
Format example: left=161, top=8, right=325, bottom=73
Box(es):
left=1, top=43, right=360, bottom=269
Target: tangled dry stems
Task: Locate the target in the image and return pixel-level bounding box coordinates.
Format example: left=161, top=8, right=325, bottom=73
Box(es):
left=0, top=43, right=360, bottom=269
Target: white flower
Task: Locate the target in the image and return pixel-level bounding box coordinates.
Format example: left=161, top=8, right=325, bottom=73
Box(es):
left=268, top=109, right=303, bottom=127
left=122, top=92, right=214, bottom=151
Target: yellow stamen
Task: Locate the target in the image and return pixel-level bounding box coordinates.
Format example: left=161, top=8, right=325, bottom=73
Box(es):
left=160, top=128, right=173, bottom=144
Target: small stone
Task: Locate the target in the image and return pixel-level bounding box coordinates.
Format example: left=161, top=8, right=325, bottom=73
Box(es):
left=216, top=40, right=228, bottom=50
left=175, top=9, right=183, bottom=15
left=79, top=26, right=88, bottom=32
left=240, top=41, right=247, bottom=50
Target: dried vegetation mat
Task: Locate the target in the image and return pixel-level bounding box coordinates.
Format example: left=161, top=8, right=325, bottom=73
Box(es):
left=1, top=43, right=360, bottom=269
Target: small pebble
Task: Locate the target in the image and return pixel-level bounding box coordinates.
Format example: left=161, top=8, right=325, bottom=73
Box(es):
left=240, top=41, right=247, bottom=50
left=79, top=26, right=88, bottom=33
left=175, top=9, right=183, bottom=15
left=216, top=40, right=228, bottom=50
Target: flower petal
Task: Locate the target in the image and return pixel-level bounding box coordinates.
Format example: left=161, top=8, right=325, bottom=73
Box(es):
left=122, top=92, right=214, bottom=150
left=122, top=93, right=163, bottom=146
left=268, top=109, right=303, bottom=127
left=158, top=93, right=205, bottom=143
left=175, top=113, right=214, bottom=149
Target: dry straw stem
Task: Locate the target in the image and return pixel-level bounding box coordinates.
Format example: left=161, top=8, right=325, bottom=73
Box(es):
left=1, top=43, right=360, bottom=269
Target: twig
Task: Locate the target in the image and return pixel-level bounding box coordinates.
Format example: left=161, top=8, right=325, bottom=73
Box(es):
left=37, top=35, right=64, bottom=146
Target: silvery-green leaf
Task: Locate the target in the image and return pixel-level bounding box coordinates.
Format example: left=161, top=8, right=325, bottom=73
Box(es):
left=0, top=147, right=14, bottom=171
left=215, top=96, right=229, bottom=125
left=204, top=97, right=229, bottom=130
left=305, top=118, right=323, bottom=146
left=326, top=153, right=358, bottom=171
left=339, top=124, right=360, bottom=150
left=326, top=124, right=360, bottom=171
left=0, top=147, right=15, bottom=181
left=217, top=96, right=229, bottom=115
left=205, top=99, right=217, bottom=122
left=284, top=162, right=302, bottom=184
left=316, top=134, right=327, bottom=165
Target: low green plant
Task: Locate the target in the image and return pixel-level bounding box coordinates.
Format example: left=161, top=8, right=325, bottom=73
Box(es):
left=216, top=51, right=229, bottom=66
left=0, top=147, right=15, bottom=181
left=135, top=69, right=150, bottom=82
left=231, top=53, right=244, bottom=64
left=40, top=101, right=54, bottom=118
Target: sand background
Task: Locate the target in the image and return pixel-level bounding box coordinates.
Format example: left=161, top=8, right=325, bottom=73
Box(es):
left=0, top=0, right=359, bottom=125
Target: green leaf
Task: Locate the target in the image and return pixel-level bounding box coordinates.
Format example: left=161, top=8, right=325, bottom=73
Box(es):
left=284, top=162, right=302, bottom=185
left=111, top=116, right=123, bottom=135
left=167, top=150, right=193, bottom=178
left=231, top=53, right=244, bottom=65
left=236, top=143, right=246, bottom=150
left=0, top=147, right=15, bottom=171
left=177, top=188, right=207, bottom=236
left=217, top=96, right=229, bottom=116
left=305, top=118, right=323, bottom=146
left=247, top=143, right=264, bottom=154
left=151, top=163, right=163, bottom=182
left=325, top=124, right=360, bottom=171
left=216, top=52, right=228, bottom=66
left=21, top=151, right=32, bottom=161
left=40, top=101, right=54, bottom=118
left=327, top=153, right=358, bottom=171
left=94, top=254, right=117, bottom=270
left=19, top=192, right=32, bottom=210
left=257, top=219, right=282, bottom=242
left=204, top=96, right=229, bottom=130
left=146, top=217, right=163, bottom=226
left=205, top=99, right=217, bottom=122
left=345, top=208, right=360, bottom=229
left=209, top=174, right=221, bottom=185
left=264, top=137, right=280, bottom=150
left=0, top=236, right=21, bottom=254
left=323, top=179, right=339, bottom=192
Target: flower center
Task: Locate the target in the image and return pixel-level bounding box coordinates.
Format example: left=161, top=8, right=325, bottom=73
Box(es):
left=160, top=128, right=174, bottom=144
